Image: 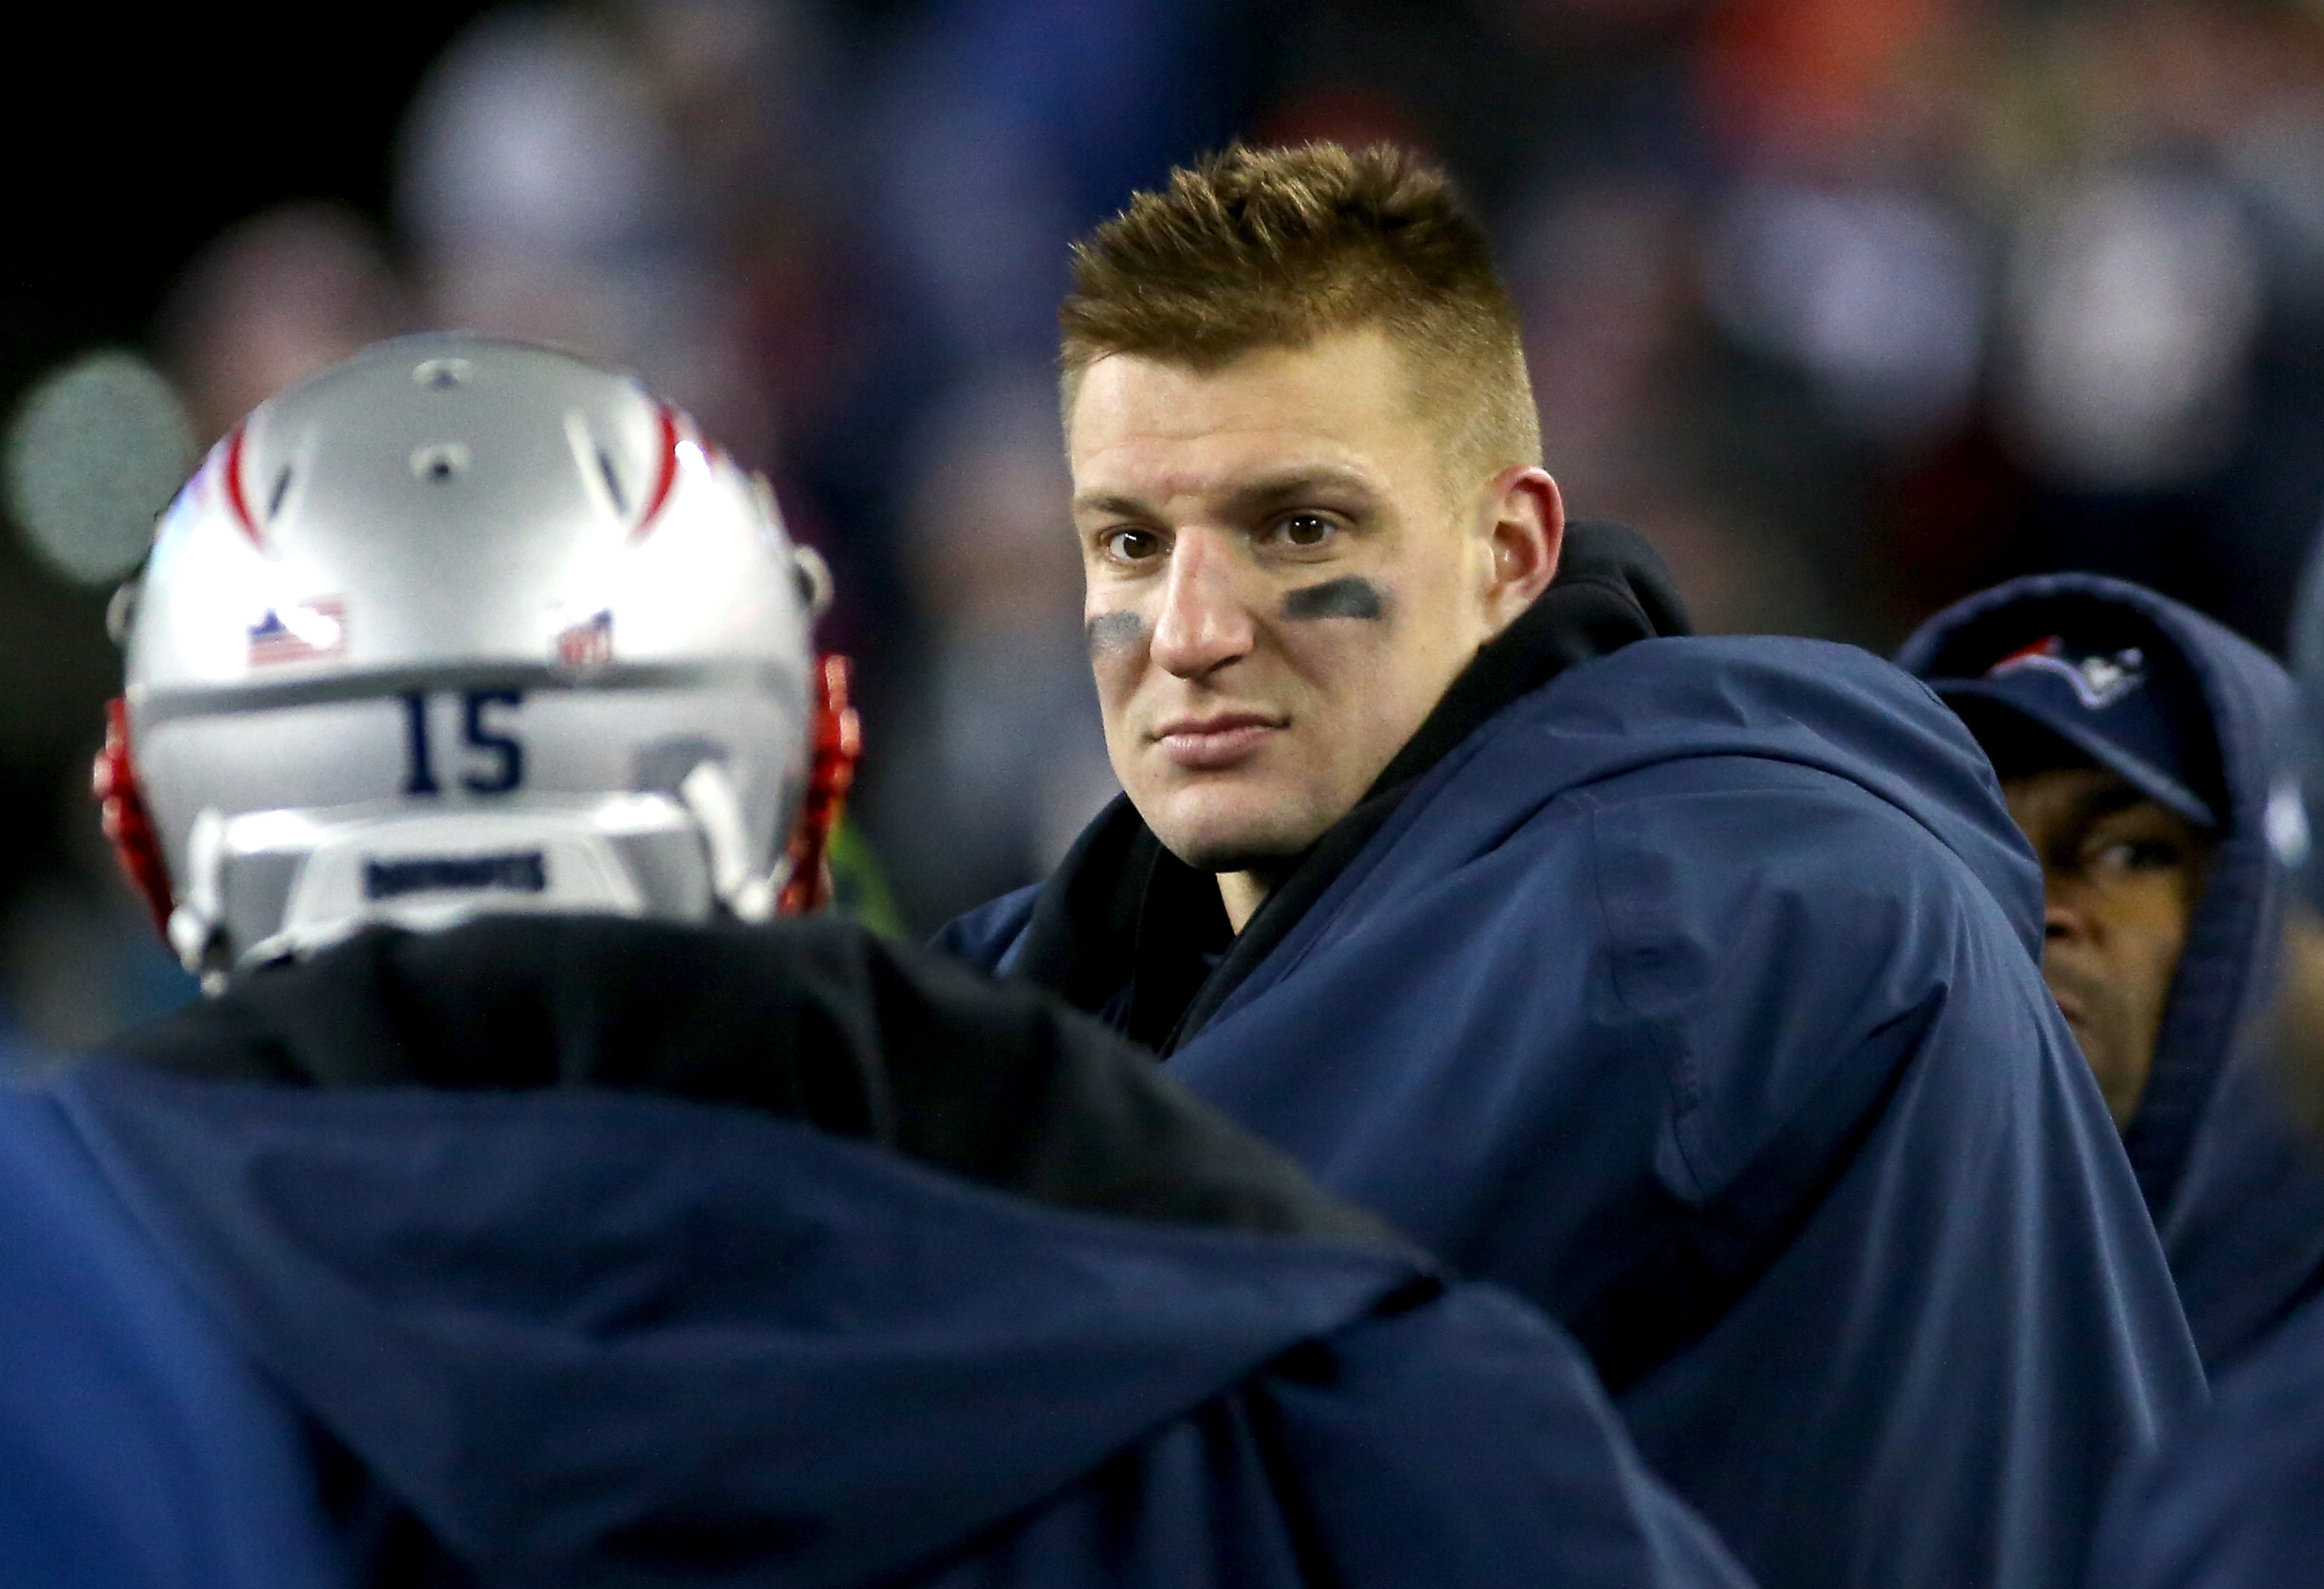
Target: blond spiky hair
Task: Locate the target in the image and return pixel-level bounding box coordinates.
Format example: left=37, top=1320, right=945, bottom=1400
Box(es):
left=1060, top=141, right=1541, bottom=480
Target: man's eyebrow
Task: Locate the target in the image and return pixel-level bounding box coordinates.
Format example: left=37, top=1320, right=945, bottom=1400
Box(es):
left=1071, top=467, right=1383, bottom=521
left=1220, top=466, right=1382, bottom=514
left=1072, top=491, right=1153, bottom=521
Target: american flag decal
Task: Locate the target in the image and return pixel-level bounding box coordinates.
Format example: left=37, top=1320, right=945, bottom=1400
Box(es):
left=247, top=599, right=347, bottom=667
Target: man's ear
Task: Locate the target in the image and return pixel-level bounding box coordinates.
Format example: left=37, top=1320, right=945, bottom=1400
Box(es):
left=1480, top=466, right=1563, bottom=630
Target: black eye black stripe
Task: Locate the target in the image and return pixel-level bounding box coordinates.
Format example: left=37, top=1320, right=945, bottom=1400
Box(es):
left=1085, top=611, right=1145, bottom=654
left=1281, top=577, right=1386, bottom=622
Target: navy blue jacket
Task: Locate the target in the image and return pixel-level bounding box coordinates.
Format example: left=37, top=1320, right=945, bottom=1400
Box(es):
left=0, top=1087, right=348, bottom=1589
left=31, top=916, right=1751, bottom=1589
left=1900, top=573, right=2324, bottom=1371
left=947, top=630, right=2206, bottom=1589
left=2085, top=1287, right=2324, bottom=1588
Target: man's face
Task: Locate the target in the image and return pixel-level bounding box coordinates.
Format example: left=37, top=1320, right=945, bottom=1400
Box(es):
left=1066, top=329, right=1556, bottom=916
left=2002, top=764, right=2215, bottom=1125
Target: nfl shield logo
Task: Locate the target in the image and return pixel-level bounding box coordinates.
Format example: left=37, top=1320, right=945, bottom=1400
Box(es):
left=556, top=609, right=614, bottom=667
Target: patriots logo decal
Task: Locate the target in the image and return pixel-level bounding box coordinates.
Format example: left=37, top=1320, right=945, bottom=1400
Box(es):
left=1986, top=636, right=2146, bottom=711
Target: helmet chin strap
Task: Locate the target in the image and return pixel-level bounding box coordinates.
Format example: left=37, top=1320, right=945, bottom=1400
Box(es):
left=168, top=810, right=233, bottom=981
left=778, top=654, right=861, bottom=917
left=678, top=759, right=779, bottom=922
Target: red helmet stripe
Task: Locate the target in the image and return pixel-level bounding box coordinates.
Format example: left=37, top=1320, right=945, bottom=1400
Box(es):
left=220, top=425, right=264, bottom=548
left=631, top=407, right=682, bottom=541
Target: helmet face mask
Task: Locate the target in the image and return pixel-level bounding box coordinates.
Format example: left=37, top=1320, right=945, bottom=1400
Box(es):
left=109, top=335, right=829, bottom=977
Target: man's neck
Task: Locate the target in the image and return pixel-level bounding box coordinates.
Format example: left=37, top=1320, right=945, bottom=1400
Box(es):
left=1217, top=869, right=1279, bottom=933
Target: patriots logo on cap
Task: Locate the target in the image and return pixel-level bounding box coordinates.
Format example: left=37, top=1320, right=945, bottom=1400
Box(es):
left=1987, top=636, right=2145, bottom=711
left=247, top=598, right=347, bottom=667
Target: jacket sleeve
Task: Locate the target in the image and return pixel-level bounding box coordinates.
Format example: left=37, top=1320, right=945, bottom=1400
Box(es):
left=1576, top=763, right=2205, bottom=1589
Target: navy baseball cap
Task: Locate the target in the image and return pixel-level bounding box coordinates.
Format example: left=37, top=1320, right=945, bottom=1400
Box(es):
left=1932, top=634, right=2218, bottom=829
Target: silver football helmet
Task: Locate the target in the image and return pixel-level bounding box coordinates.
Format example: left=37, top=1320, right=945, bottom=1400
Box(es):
left=100, top=334, right=841, bottom=978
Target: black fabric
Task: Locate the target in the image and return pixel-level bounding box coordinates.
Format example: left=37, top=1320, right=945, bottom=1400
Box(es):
left=308, top=1425, right=476, bottom=1589
left=1008, top=797, right=1234, bottom=1050
left=108, top=913, right=1402, bottom=1251
left=1008, top=520, right=1692, bottom=1052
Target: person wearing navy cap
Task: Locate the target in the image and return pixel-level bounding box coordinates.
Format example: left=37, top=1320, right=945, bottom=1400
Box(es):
left=1915, top=617, right=2223, bottom=1123
left=1900, top=574, right=2324, bottom=1376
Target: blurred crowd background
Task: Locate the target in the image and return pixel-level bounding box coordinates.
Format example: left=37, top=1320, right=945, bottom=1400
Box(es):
left=5, top=0, right=2324, bottom=1056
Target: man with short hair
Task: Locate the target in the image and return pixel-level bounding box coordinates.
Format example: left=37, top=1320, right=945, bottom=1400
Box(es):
left=942, top=143, right=2204, bottom=1589
left=1902, top=575, right=2324, bottom=1373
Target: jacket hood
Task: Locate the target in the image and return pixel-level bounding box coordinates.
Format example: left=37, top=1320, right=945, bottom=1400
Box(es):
left=1901, top=574, right=2324, bottom=1364
left=54, top=919, right=1428, bottom=1587
left=58, top=1070, right=1422, bottom=1589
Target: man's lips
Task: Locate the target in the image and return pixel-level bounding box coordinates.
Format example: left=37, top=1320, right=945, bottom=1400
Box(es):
left=2043, top=976, right=2090, bottom=1032
left=1151, top=711, right=1286, bottom=770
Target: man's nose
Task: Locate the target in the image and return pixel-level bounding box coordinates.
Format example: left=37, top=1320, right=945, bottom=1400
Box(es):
left=1149, top=531, right=1258, bottom=680
left=2043, top=875, right=2090, bottom=945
